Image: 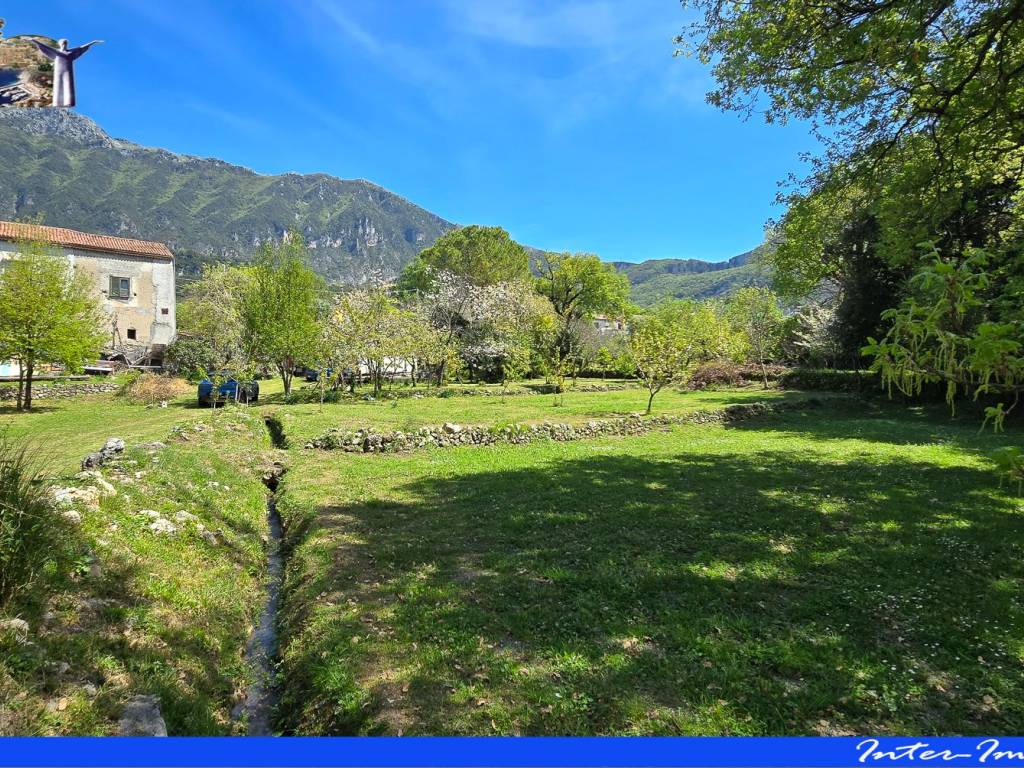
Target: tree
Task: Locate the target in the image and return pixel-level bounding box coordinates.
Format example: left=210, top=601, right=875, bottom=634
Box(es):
left=629, top=300, right=735, bottom=414
left=240, top=235, right=325, bottom=395
left=416, top=269, right=542, bottom=385
left=333, top=289, right=417, bottom=397
left=682, top=0, right=1024, bottom=422
left=0, top=239, right=105, bottom=410
left=784, top=301, right=844, bottom=368
left=398, top=225, right=530, bottom=292
left=726, top=287, right=785, bottom=388
left=594, top=347, right=615, bottom=379
left=864, top=248, right=1024, bottom=430
left=164, top=336, right=219, bottom=381
left=405, top=301, right=458, bottom=388
left=174, top=264, right=250, bottom=378
left=679, top=0, right=1024, bottom=184
left=533, top=252, right=631, bottom=391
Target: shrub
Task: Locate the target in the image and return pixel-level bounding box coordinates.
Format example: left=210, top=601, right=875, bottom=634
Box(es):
left=689, top=362, right=787, bottom=390
left=118, top=372, right=191, bottom=404
left=164, top=335, right=219, bottom=380
left=0, top=437, right=68, bottom=607
left=778, top=367, right=880, bottom=392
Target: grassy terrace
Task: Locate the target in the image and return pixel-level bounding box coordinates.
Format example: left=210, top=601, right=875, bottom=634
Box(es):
left=263, top=383, right=808, bottom=447
left=0, top=411, right=274, bottom=735
left=276, top=399, right=1024, bottom=735
left=0, top=379, right=785, bottom=474
left=1, top=379, right=1022, bottom=735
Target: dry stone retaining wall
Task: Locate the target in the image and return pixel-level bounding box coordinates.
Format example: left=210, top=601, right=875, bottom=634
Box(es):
left=306, top=399, right=821, bottom=453
left=0, top=382, right=118, bottom=401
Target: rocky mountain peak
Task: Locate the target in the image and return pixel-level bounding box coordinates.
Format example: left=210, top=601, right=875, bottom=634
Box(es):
left=0, top=107, right=116, bottom=148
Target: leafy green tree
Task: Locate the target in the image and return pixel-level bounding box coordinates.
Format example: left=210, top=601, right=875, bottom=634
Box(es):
left=594, top=347, right=615, bottom=380
left=629, top=300, right=735, bottom=414
left=533, top=252, right=631, bottom=390
left=865, top=248, right=1024, bottom=430
left=241, top=235, right=325, bottom=395
left=406, top=301, right=458, bottom=388
left=175, top=264, right=251, bottom=378
left=398, top=225, right=530, bottom=292
left=726, top=287, right=785, bottom=388
left=0, top=239, right=105, bottom=410
left=164, top=336, right=219, bottom=381
left=682, top=0, right=1024, bottom=422
left=679, top=0, right=1023, bottom=183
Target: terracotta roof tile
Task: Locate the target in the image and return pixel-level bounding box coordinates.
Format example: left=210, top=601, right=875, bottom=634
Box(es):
left=0, top=221, right=173, bottom=260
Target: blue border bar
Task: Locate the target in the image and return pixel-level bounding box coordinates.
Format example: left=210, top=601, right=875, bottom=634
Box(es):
left=2, top=737, right=1024, bottom=767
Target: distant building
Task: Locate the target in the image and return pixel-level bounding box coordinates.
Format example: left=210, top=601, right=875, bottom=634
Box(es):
left=592, top=315, right=626, bottom=334
left=0, top=221, right=176, bottom=366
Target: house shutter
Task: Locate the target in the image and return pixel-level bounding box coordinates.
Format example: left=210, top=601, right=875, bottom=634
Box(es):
left=109, top=275, right=119, bottom=297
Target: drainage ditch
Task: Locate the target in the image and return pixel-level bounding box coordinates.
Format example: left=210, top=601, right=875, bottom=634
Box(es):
left=233, top=420, right=288, bottom=734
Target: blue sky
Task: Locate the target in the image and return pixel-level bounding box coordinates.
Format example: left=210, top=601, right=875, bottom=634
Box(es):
left=4, top=1, right=817, bottom=263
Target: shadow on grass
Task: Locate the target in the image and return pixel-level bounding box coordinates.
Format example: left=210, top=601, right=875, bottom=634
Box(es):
left=0, top=404, right=61, bottom=415
left=278, top=428, right=1024, bottom=736
left=725, top=397, right=1022, bottom=451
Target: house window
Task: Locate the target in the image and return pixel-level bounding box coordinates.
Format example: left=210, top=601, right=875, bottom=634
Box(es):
left=126, top=328, right=137, bottom=340
left=109, top=276, right=131, bottom=299
left=161, top=308, right=169, bottom=315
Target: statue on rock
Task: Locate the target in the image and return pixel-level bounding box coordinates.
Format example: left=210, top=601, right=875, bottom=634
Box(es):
left=31, top=38, right=102, bottom=108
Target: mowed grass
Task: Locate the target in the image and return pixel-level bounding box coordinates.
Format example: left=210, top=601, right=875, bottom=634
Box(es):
left=275, top=400, right=1024, bottom=735
left=0, top=395, right=204, bottom=477
left=0, top=377, right=788, bottom=476
left=261, top=382, right=807, bottom=447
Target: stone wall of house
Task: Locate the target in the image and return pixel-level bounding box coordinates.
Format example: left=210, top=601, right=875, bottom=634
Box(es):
left=0, top=240, right=176, bottom=348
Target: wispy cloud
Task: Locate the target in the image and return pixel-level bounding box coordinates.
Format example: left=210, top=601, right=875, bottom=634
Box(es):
left=112, top=0, right=371, bottom=142
left=308, top=0, right=385, bottom=56
left=186, top=101, right=268, bottom=136
left=441, top=0, right=624, bottom=49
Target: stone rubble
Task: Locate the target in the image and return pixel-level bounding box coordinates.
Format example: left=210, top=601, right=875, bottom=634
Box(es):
left=148, top=518, right=177, bottom=535
left=81, top=436, right=126, bottom=471
left=117, top=694, right=168, bottom=736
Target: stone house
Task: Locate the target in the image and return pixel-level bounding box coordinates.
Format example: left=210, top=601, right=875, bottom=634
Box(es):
left=0, top=221, right=176, bottom=366
left=592, top=315, right=626, bottom=334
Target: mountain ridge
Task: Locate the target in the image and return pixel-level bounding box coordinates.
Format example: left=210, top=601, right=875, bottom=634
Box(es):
left=0, top=108, right=455, bottom=284
left=612, top=244, right=772, bottom=305
left=0, top=108, right=769, bottom=301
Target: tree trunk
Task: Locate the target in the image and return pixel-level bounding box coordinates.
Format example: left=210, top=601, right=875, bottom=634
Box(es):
left=646, top=388, right=655, bottom=415
left=23, top=362, right=34, bottom=411
left=280, top=360, right=293, bottom=395
left=760, top=358, right=769, bottom=390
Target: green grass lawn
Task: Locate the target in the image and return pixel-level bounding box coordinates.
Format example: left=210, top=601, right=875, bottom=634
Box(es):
left=3, top=380, right=1022, bottom=736
left=259, top=382, right=806, bottom=447
left=275, top=399, right=1024, bottom=735
left=0, top=378, right=798, bottom=476
left=0, top=395, right=203, bottom=477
